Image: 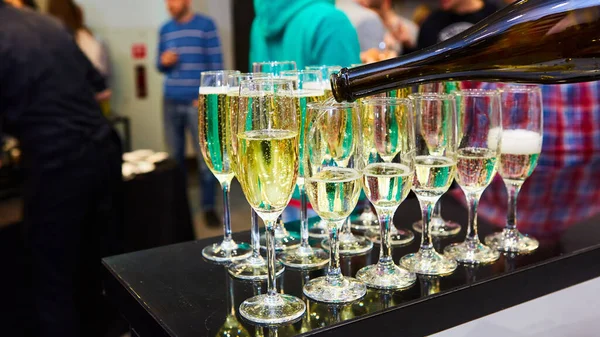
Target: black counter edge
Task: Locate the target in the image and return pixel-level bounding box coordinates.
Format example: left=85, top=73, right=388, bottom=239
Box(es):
left=102, top=259, right=171, bottom=337
left=306, top=245, right=600, bottom=337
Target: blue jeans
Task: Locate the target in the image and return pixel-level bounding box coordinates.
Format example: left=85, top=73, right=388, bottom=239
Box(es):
left=163, top=99, right=216, bottom=210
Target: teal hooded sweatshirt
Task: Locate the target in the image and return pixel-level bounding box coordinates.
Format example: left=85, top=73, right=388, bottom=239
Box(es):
left=250, top=0, right=361, bottom=69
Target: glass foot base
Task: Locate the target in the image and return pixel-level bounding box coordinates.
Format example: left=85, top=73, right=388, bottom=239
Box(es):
left=356, top=262, right=416, bottom=290
left=366, top=228, right=414, bottom=247
left=228, top=255, right=285, bottom=280
left=303, top=276, right=366, bottom=303
left=321, top=233, right=373, bottom=256
left=350, top=213, right=379, bottom=233
left=412, top=218, right=461, bottom=237
left=308, top=220, right=329, bottom=239
left=260, top=232, right=301, bottom=251
left=279, top=246, right=329, bottom=270
left=399, top=247, right=457, bottom=276
left=202, top=240, right=252, bottom=263
left=444, top=240, right=500, bottom=265
left=484, top=228, right=539, bottom=254
left=239, top=294, right=305, bottom=325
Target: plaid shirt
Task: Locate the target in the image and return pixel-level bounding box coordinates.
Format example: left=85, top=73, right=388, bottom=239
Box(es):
left=452, top=82, right=600, bottom=237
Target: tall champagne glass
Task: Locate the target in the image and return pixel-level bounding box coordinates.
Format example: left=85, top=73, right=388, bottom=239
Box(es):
left=412, top=82, right=462, bottom=237
left=399, top=93, right=458, bottom=276
left=235, top=78, right=305, bottom=324
left=302, top=102, right=366, bottom=303
left=226, top=73, right=285, bottom=280
left=444, top=90, right=502, bottom=264
left=199, top=70, right=251, bottom=262
left=253, top=61, right=300, bottom=251
left=304, top=65, right=343, bottom=238
left=356, top=97, right=417, bottom=289
left=485, top=85, right=543, bottom=254
left=277, top=70, right=329, bottom=269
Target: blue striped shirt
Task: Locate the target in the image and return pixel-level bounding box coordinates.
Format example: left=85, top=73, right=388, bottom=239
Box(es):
left=157, top=14, right=223, bottom=102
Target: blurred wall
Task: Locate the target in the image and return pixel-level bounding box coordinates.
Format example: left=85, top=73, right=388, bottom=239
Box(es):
left=58, top=0, right=234, bottom=153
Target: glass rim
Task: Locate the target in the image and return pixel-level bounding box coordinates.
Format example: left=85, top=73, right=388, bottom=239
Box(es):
left=455, top=89, right=500, bottom=97
left=307, top=100, right=356, bottom=110
left=239, top=78, right=295, bottom=85
left=305, top=65, right=327, bottom=69
left=228, top=72, right=270, bottom=79
left=409, top=93, right=455, bottom=101
left=360, top=97, right=412, bottom=106
left=200, top=70, right=240, bottom=76
left=499, top=85, right=542, bottom=94
left=252, top=60, right=296, bottom=66
left=279, top=70, right=322, bottom=76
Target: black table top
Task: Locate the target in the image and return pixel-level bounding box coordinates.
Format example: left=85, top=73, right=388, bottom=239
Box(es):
left=102, top=194, right=600, bottom=337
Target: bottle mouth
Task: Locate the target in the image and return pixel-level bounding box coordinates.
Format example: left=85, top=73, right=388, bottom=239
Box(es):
left=330, top=68, right=356, bottom=103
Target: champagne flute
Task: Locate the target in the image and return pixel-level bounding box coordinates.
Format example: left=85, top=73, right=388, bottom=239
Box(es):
left=235, top=78, right=305, bottom=324
left=485, top=85, right=543, bottom=254
left=302, top=102, right=366, bottom=303
left=412, top=82, right=462, bottom=237
left=277, top=70, right=330, bottom=270
left=198, top=70, right=252, bottom=263
left=253, top=61, right=300, bottom=251
left=444, top=89, right=502, bottom=264
left=356, top=97, right=417, bottom=289
left=226, top=73, right=285, bottom=280
left=399, top=93, right=458, bottom=276
left=361, top=93, right=415, bottom=247
left=253, top=61, right=297, bottom=77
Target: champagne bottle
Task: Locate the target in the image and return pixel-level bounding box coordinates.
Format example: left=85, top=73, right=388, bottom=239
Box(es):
left=331, top=0, right=600, bottom=102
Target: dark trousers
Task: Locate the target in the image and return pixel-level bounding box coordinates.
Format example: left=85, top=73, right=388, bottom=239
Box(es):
left=23, top=130, right=123, bottom=337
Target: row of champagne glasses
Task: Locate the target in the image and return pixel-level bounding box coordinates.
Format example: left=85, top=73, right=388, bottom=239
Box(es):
left=198, top=64, right=542, bottom=323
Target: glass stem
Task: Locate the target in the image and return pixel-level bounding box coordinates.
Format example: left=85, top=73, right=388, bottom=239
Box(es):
left=226, top=271, right=235, bottom=316
left=465, top=192, right=482, bottom=243
left=377, top=208, right=394, bottom=265
left=432, top=200, right=442, bottom=219
left=505, top=182, right=522, bottom=230
left=222, top=182, right=232, bottom=243
left=343, top=218, right=352, bottom=235
left=326, top=220, right=344, bottom=286
left=265, top=221, right=278, bottom=297
left=299, top=184, right=310, bottom=248
left=419, top=198, right=437, bottom=250
left=250, top=209, right=261, bottom=257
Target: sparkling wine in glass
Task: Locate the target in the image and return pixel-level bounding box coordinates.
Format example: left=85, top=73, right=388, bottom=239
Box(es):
left=276, top=70, right=330, bottom=270
left=198, top=70, right=252, bottom=263
left=302, top=102, right=366, bottom=303
left=485, top=85, right=543, bottom=254
left=399, top=93, right=458, bottom=276
left=226, top=73, right=285, bottom=280
left=252, top=61, right=301, bottom=251
left=444, top=89, right=502, bottom=264
left=355, top=97, right=417, bottom=289
left=235, top=78, right=305, bottom=324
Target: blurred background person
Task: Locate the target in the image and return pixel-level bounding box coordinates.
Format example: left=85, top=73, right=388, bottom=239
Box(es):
left=0, top=2, right=123, bottom=336
left=412, top=4, right=432, bottom=27
left=336, top=0, right=387, bottom=54
left=415, top=0, right=498, bottom=50
left=48, top=0, right=112, bottom=115
left=250, top=0, right=361, bottom=69
left=157, top=0, right=223, bottom=227
left=357, top=0, right=419, bottom=56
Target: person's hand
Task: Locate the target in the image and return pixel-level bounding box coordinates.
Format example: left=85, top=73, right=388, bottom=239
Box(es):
left=360, top=48, right=398, bottom=64
left=192, top=99, right=199, bottom=108
left=160, top=50, right=179, bottom=68
left=357, top=0, right=394, bottom=22
left=95, top=89, right=112, bottom=102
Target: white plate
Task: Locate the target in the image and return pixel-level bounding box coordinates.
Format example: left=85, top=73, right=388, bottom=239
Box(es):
left=145, top=152, right=169, bottom=164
